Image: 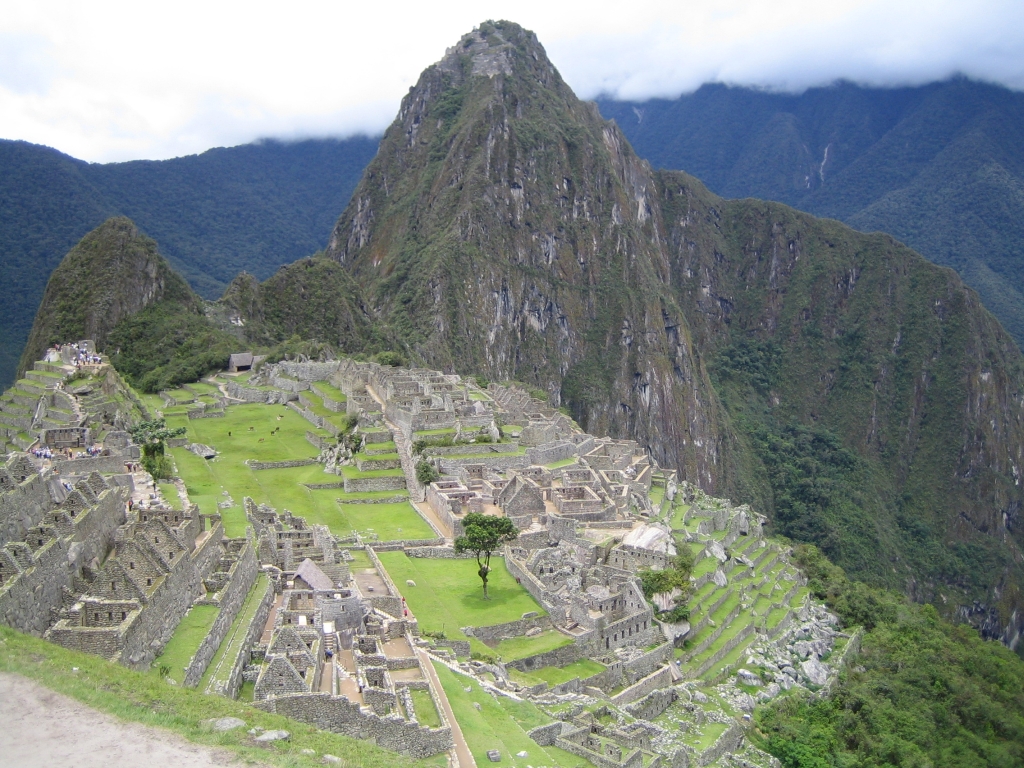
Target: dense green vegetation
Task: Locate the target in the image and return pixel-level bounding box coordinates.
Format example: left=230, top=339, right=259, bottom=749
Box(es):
left=756, top=546, right=1024, bottom=767
left=599, top=78, right=1024, bottom=347
left=0, top=136, right=378, bottom=389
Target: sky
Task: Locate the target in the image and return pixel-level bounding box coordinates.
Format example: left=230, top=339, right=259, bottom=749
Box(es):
left=2, top=0, right=1023, bottom=163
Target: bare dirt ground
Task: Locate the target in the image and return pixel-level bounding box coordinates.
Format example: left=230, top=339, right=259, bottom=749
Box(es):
left=0, top=672, right=247, bottom=768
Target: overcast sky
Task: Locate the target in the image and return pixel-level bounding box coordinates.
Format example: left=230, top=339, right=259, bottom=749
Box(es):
left=2, top=0, right=1023, bottom=163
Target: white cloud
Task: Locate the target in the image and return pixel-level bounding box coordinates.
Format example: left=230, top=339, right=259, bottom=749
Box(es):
left=1, top=0, right=1022, bottom=161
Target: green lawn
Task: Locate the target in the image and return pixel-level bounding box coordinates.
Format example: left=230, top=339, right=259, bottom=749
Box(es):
left=410, top=688, right=441, bottom=728
left=0, top=625, right=444, bottom=768
left=491, top=630, right=573, bottom=661
left=511, top=658, right=605, bottom=687
left=545, top=457, right=578, bottom=469
left=158, top=482, right=182, bottom=510
left=376, top=554, right=545, bottom=641
left=432, top=663, right=587, bottom=768
left=169, top=403, right=428, bottom=539
left=311, top=381, right=347, bottom=402
left=152, top=605, right=219, bottom=683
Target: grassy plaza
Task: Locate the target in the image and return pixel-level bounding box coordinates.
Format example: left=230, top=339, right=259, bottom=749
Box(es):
left=164, top=401, right=433, bottom=540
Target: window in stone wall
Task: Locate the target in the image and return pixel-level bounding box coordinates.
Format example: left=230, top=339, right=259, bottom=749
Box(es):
left=121, top=611, right=126, bottom=621
left=111, top=581, right=116, bottom=591
left=147, top=578, right=152, bottom=586
left=129, top=562, right=134, bottom=569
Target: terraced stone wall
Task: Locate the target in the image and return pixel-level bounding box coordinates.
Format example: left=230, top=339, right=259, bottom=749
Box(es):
left=182, top=540, right=259, bottom=687
left=256, top=692, right=454, bottom=758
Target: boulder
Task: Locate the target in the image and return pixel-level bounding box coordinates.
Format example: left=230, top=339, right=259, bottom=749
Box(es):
left=736, top=668, right=762, bottom=686
left=209, top=717, right=246, bottom=732
left=801, top=657, right=829, bottom=686
left=255, top=730, right=290, bottom=742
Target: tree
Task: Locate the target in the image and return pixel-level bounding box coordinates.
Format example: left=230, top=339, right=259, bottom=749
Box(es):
left=454, top=513, right=519, bottom=600
left=416, top=460, right=440, bottom=485
left=129, top=418, right=186, bottom=479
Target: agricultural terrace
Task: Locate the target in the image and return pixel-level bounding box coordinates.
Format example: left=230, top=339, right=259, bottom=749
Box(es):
left=165, top=402, right=432, bottom=540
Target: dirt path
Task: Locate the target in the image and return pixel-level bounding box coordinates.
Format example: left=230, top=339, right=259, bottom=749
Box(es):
left=0, top=672, right=249, bottom=768
left=415, top=649, right=477, bottom=768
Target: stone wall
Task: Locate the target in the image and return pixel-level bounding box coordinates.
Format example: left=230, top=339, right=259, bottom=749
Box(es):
left=405, top=546, right=475, bottom=559
left=207, top=576, right=276, bottom=698
left=506, top=640, right=581, bottom=673
left=344, top=476, right=408, bottom=493
left=526, top=441, right=577, bottom=466
left=275, top=361, right=342, bottom=382
left=0, top=537, right=74, bottom=634
left=625, top=688, right=679, bottom=721
left=117, top=548, right=206, bottom=668
left=182, top=541, right=258, bottom=687
left=52, top=455, right=129, bottom=475
left=0, top=486, right=127, bottom=635
left=249, top=459, right=320, bottom=471
left=465, top=614, right=553, bottom=645
left=697, top=721, right=744, bottom=766
left=0, top=472, right=54, bottom=547
left=609, top=665, right=673, bottom=706
left=255, top=692, right=453, bottom=758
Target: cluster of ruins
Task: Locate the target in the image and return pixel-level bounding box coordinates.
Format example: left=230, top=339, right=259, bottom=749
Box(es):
left=0, top=347, right=859, bottom=767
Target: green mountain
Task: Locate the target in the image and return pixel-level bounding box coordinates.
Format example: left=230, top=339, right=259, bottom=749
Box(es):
left=318, top=21, right=1024, bottom=645
left=597, top=79, right=1024, bottom=347
left=23, top=217, right=238, bottom=392
left=0, top=136, right=378, bottom=390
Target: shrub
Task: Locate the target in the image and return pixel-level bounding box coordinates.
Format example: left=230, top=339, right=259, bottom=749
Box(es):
left=416, top=460, right=440, bottom=485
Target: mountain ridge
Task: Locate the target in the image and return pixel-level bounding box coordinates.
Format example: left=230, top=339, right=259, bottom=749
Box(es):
left=597, top=77, right=1024, bottom=347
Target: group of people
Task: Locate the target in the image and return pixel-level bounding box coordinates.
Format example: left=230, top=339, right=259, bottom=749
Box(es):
left=51, top=342, right=102, bottom=367
left=31, top=443, right=104, bottom=461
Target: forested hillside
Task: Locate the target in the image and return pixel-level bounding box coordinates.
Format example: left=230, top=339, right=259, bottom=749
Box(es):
left=0, top=136, right=378, bottom=389
left=598, top=78, right=1024, bottom=347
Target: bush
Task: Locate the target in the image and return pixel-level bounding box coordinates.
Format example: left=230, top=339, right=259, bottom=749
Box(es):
left=142, top=454, right=175, bottom=480
left=416, top=460, right=439, bottom=485
left=375, top=351, right=405, bottom=367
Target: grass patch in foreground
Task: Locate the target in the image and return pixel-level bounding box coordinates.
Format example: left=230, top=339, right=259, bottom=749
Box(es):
left=0, top=626, right=444, bottom=768
left=432, top=662, right=586, bottom=768
left=152, top=604, right=219, bottom=683
left=376, top=553, right=545, bottom=641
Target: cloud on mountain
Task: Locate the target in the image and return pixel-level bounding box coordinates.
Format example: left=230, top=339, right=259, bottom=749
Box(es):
left=1, top=0, right=1022, bottom=162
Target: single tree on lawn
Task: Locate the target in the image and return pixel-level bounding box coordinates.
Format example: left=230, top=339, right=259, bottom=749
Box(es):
left=454, top=513, right=518, bottom=600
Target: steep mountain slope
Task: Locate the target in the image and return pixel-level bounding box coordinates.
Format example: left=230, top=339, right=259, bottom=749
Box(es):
left=325, top=21, right=726, bottom=488
left=219, top=258, right=379, bottom=351
left=597, top=79, right=1024, bottom=347
left=0, top=136, right=378, bottom=390
left=21, top=217, right=237, bottom=392
left=324, top=22, right=1024, bottom=644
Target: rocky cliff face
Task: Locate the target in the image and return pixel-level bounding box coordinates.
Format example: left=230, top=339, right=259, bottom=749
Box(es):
left=321, top=21, right=1024, bottom=644
left=325, top=21, right=726, bottom=487
left=19, top=217, right=199, bottom=373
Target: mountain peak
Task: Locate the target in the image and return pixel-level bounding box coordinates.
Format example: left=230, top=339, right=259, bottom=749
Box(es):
left=438, top=20, right=547, bottom=81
